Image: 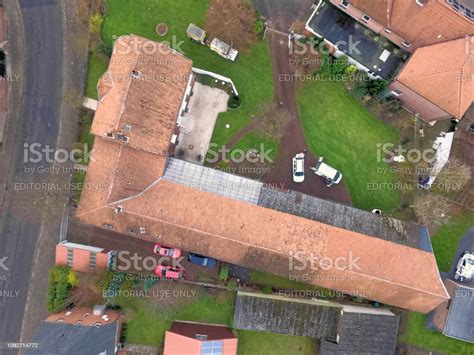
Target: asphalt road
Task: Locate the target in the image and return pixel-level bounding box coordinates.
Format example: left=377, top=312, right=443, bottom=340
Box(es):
left=0, top=0, right=63, bottom=348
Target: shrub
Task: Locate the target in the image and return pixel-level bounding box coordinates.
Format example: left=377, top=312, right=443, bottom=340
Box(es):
left=89, top=12, right=104, bottom=34
left=227, top=280, right=237, bottom=291
left=67, top=270, right=79, bottom=287
left=254, top=18, right=265, bottom=34
left=355, top=78, right=389, bottom=97
left=228, top=95, right=242, bottom=109
left=386, top=97, right=403, bottom=113
left=344, top=64, right=357, bottom=75
left=261, top=285, right=273, bottom=294
left=332, top=55, right=349, bottom=75
left=219, top=264, right=230, bottom=282
left=319, top=52, right=333, bottom=76
left=46, top=266, right=75, bottom=313
left=97, top=41, right=113, bottom=57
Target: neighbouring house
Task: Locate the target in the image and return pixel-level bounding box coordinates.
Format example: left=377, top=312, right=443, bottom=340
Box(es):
left=55, top=241, right=115, bottom=272
left=233, top=292, right=399, bottom=355
left=27, top=306, right=122, bottom=354
left=390, top=36, right=473, bottom=122
left=164, top=321, right=238, bottom=355
left=432, top=279, right=474, bottom=343
left=306, top=0, right=473, bottom=122
left=76, top=34, right=450, bottom=313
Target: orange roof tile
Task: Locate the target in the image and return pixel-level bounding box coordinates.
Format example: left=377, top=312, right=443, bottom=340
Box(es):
left=397, top=36, right=474, bottom=119
left=347, top=0, right=473, bottom=48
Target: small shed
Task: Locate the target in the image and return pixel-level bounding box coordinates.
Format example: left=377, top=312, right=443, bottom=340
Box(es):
left=186, top=23, right=206, bottom=43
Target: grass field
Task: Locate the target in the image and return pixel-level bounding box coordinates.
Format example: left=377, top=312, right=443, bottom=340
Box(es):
left=87, top=0, right=273, bottom=148
left=231, top=132, right=278, bottom=162
left=431, top=210, right=474, bottom=272
left=401, top=312, right=474, bottom=355
left=297, top=80, right=400, bottom=211
left=237, top=330, right=316, bottom=355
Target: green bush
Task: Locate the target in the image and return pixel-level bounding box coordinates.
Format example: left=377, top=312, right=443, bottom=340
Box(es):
left=97, top=41, right=113, bottom=57
left=319, top=52, right=333, bottom=76
left=261, top=285, right=273, bottom=294
left=332, top=55, right=349, bottom=75
left=46, top=266, right=75, bottom=313
left=355, top=78, right=389, bottom=97
left=254, top=18, right=265, bottom=35
left=344, top=64, right=357, bottom=75
left=228, top=95, right=242, bottom=109
left=219, top=264, right=230, bottom=282
left=90, top=12, right=104, bottom=34
left=227, top=280, right=237, bottom=291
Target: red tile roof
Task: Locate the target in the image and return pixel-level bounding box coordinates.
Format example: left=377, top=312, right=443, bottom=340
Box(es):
left=396, top=36, right=473, bottom=119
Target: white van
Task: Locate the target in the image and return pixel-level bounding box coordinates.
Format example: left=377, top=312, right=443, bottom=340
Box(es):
left=310, top=157, right=342, bottom=187
left=292, top=153, right=305, bottom=183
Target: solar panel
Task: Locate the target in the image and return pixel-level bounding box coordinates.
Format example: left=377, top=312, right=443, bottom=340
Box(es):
left=163, top=158, right=263, bottom=205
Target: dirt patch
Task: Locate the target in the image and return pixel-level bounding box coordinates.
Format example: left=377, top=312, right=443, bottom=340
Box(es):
left=205, top=0, right=258, bottom=52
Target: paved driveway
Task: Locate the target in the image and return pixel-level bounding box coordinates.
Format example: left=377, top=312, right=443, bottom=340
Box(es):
left=176, top=82, right=228, bottom=164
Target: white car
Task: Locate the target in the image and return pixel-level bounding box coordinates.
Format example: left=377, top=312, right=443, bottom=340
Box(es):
left=310, top=157, right=342, bottom=187
left=292, top=153, right=305, bottom=183
left=454, top=251, right=474, bottom=282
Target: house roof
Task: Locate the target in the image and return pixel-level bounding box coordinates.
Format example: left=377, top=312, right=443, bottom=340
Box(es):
left=233, top=292, right=342, bottom=341
left=396, top=36, right=473, bottom=119
left=320, top=305, right=399, bottom=355
left=27, top=321, right=118, bottom=355
left=77, top=36, right=450, bottom=314
left=441, top=279, right=474, bottom=343
left=169, top=321, right=236, bottom=341
left=347, top=0, right=472, bottom=48
left=93, top=34, right=192, bottom=162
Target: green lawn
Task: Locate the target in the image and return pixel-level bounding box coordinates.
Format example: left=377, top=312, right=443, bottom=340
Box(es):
left=115, top=288, right=235, bottom=346
left=401, top=313, right=474, bottom=355
left=87, top=0, right=273, bottom=147
left=85, top=51, right=108, bottom=99
left=297, top=80, right=400, bottom=211
left=237, top=330, right=316, bottom=355
left=431, top=211, right=474, bottom=272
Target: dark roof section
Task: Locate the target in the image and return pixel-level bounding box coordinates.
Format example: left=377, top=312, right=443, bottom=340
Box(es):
left=258, top=187, right=420, bottom=248
left=233, top=292, right=342, bottom=341
left=26, top=321, right=118, bottom=355
left=320, top=308, right=399, bottom=355
left=443, top=282, right=474, bottom=343
left=169, top=321, right=236, bottom=341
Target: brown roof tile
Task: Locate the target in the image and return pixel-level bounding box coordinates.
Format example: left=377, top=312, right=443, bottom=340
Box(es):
left=396, top=36, right=473, bottom=118
left=347, top=0, right=473, bottom=48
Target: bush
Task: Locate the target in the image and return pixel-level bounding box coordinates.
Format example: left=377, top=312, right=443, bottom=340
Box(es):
left=261, top=285, right=273, bottom=294
left=219, top=264, right=230, bottom=282
left=227, top=280, right=237, bottom=291
left=254, top=18, right=265, bottom=34
left=228, top=95, right=242, bottom=109
left=332, top=55, right=349, bottom=75
left=355, top=78, right=389, bottom=97
left=319, top=52, right=333, bottom=76
left=89, top=12, right=104, bottom=34
left=97, top=41, right=113, bottom=57
left=386, top=97, right=403, bottom=113
left=344, top=64, right=357, bottom=75
left=46, top=266, right=75, bottom=313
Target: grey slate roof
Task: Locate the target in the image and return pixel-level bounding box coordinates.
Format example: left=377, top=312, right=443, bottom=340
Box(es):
left=233, top=292, right=342, bottom=341
left=320, top=308, right=399, bottom=355
left=443, top=283, right=474, bottom=343
left=258, top=187, right=420, bottom=248
left=26, top=321, right=118, bottom=355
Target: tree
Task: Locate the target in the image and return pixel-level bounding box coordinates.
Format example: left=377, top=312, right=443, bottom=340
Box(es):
left=67, top=270, right=79, bottom=287
left=413, top=194, right=452, bottom=228
left=434, top=158, right=472, bottom=193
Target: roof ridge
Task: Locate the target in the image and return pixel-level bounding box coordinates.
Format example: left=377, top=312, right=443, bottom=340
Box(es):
left=119, top=208, right=449, bottom=300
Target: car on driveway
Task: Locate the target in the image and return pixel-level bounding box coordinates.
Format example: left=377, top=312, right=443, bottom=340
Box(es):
left=155, top=265, right=184, bottom=279
left=188, top=253, right=217, bottom=267
left=292, top=153, right=305, bottom=183
left=153, top=244, right=182, bottom=259
left=454, top=251, right=474, bottom=282
left=310, top=157, right=342, bottom=187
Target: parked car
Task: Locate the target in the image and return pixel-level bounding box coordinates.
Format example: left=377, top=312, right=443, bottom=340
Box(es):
left=310, top=157, right=342, bottom=187
left=292, top=153, right=305, bottom=183
left=188, top=253, right=217, bottom=267
left=155, top=265, right=184, bottom=280
left=454, top=251, right=474, bottom=282
left=153, top=244, right=182, bottom=259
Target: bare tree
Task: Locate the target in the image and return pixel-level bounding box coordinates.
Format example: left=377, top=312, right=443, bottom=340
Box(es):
left=413, top=194, right=452, bottom=228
